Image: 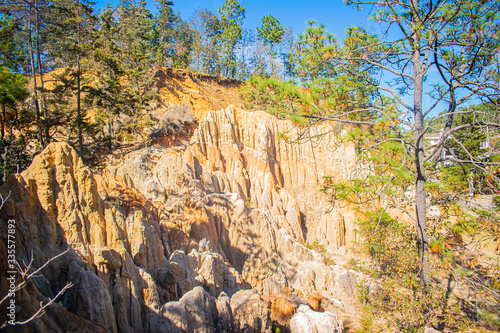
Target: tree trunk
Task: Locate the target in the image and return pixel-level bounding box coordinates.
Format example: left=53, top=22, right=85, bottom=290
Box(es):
left=411, top=0, right=430, bottom=288
left=1, top=103, right=5, bottom=142
left=1, top=103, right=5, bottom=183
left=269, top=44, right=274, bottom=77
left=2, top=146, right=7, bottom=183
left=429, top=91, right=456, bottom=162
left=28, top=6, right=44, bottom=148
left=35, top=0, right=48, bottom=145
left=76, top=0, right=83, bottom=158
left=77, top=57, right=83, bottom=157
left=107, top=115, right=113, bottom=152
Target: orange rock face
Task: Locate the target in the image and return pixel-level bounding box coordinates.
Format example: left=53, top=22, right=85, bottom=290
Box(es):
left=1, top=69, right=363, bottom=332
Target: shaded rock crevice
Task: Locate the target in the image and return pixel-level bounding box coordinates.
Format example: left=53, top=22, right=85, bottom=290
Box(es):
left=0, top=104, right=359, bottom=332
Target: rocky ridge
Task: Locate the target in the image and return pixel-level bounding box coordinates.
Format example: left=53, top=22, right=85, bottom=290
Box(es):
left=0, top=72, right=365, bottom=332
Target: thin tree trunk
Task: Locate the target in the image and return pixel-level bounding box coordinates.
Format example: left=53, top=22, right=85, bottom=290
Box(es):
left=35, top=0, right=48, bottom=145
left=411, top=0, right=430, bottom=288
left=2, top=103, right=5, bottom=142
left=76, top=0, right=83, bottom=158
left=107, top=114, right=112, bottom=152
left=1, top=103, right=5, bottom=183
left=429, top=91, right=456, bottom=162
left=2, top=146, right=7, bottom=183
left=28, top=5, right=44, bottom=148
left=77, top=57, right=83, bottom=157
left=270, top=44, right=274, bottom=77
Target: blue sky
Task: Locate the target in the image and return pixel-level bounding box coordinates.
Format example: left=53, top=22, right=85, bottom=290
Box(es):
left=172, top=0, right=374, bottom=40
left=94, top=0, right=468, bottom=115
left=97, top=0, right=379, bottom=42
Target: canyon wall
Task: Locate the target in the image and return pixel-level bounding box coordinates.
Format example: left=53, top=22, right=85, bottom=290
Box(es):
left=0, top=76, right=364, bottom=332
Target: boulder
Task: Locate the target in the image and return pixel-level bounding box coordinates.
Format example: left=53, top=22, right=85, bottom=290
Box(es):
left=215, top=292, right=235, bottom=332
left=62, top=261, right=118, bottom=333
left=230, top=289, right=272, bottom=332
left=160, top=301, right=188, bottom=332
left=290, top=304, right=343, bottom=333
left=338, top=270, right=357, bottom=297
left=161, top=286, right=216, bottom=333
left=198, top=252, right=224, bottom=297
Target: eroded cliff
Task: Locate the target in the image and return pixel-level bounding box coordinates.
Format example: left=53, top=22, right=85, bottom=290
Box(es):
left=0, top=70, right=366, bottom=332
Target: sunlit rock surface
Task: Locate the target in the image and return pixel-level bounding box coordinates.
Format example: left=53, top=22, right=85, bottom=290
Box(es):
left=0, top=71, right=361, bottom=332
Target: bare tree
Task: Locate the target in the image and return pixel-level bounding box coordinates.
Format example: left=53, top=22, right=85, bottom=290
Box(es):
left=1, top=192, right=73, bottom=328
left=0, top=192, right=10, bottom=210
left=305, top=0, right=500, bottom=288
left=0, top=250, right=73, bottom=328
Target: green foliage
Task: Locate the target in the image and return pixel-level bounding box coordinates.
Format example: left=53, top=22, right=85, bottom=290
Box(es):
left=306, top=240, right=336, bottom=265
left=188, top=8, right=222, bottom=75
left=43, top=0, right=96, bottom=67
left=80, top=3, right=159, bottom=153
left=240, top=1, right=500, bottom=331
left=294, top=20, right=337, bottom=84
left=257, top=15, right=284, bottom=76
left=306, top=240, right=325, bottom=252
left=218, top=0, right=245, bottom=78
left=0, top=16, right=26, bottom=71
left=357, top=304, right=374, bottom=333
left=288, top=114, right=306, bottom=124
left=439, top=165, right=469, bottom=193
left=0, top=0, right=497, bottom=330
left=241, top=76, right=307, bottom=118
left=244, top=197, right=253, bottom=207
left=429, top=103, right=500, bottom=214
left=360, top=212, right=419, bottom=281
left=353, top=207, right=497, bottom=331
left=42, top=69, right=100, bottom=151
left=116, top=0, right=156, bottom=70
left=373, top=281, right=474, bottom=332
left=188, top=1, right=248, bottom=78
left=446, top=112, right=487, bottom=162
left=322, top=114, right=413, bottom=208
left=155, top=0, right=193, bottom=68
left=0, top=66, right=29, bottom=107
left=0, top=135, right=33, bottom=184
left=0, top=66, right=31, bottom=182
left=257, top=15, right=284, bottom=47
left=242, top=23, right=381, bottom=121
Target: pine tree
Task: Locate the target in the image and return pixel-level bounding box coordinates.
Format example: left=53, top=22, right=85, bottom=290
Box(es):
left=235, top=28, right=255, bottom=80
left=0, top=66, right=29, bottom=182
left=86, top=5, right=130, bottom=151
left=155, top=0, right=175, bottom=66
left=0, top=15, right=26, bottom=71
left=43, top=0, right=97, bottom=157
left=280, top=27, right=295, bottom=81
left=257, top=15, right=284, bottom=77
left=114, top=0, right=155, bottom=67
left=217, top=0, right=245, bottom=78
left=155, top=0, right=193, bottom=68
left=294, top=20, right=337, bottom=84
left=86, top=3, right=156, bottom=151
left=188, top=8, right=221, bottom=75
left=5, top=0, right=48, bottom=148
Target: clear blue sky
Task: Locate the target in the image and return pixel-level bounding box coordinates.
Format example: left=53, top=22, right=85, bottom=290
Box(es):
left=97, top=0, right=379, bottom=42
left=173, top=0, right=375, bottom=40
left=94, top=0, right=462, bottom=115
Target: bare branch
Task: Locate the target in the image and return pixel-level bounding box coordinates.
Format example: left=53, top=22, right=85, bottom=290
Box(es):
left=0, top=191, right=11, bottom=210
left=0, top=249, right=72, bottom=328
left=1, top=282, right=74, bottom=329
left=303, top=114, right=376, bottom=126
